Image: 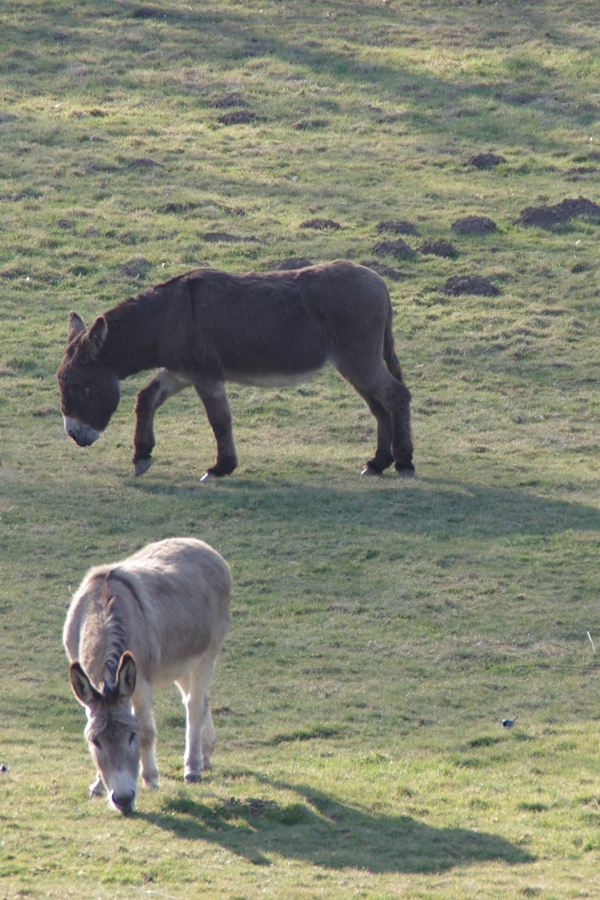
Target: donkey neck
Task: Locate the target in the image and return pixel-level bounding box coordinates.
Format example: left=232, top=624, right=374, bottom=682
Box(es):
left=100, top=293, right=168, bottom=379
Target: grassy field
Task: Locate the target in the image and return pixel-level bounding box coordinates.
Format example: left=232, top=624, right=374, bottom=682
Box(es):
left=1, top=0, right=599, bottom=897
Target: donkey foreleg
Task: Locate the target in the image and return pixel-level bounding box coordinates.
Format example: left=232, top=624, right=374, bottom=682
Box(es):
left=89, top=773, right=106, bottom=797
left=193, top=379, right=238, bottom=479
left=132, top=683, right=159, bottom=788
left=133, top=370, right=191, bottom=476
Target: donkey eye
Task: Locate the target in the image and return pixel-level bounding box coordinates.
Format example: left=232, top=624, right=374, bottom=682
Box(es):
left=129, top=732, right=137, bottom=746
left=91, top=737, right=102, bottom=749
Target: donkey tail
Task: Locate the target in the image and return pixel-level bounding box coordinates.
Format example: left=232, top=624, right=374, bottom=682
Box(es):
left=383, top=316, right=405, bottom=384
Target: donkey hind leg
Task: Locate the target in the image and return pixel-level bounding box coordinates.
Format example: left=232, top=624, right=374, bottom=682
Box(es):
left=176, top=655, right=217, bottom=783
left=357, top=394, right=395, bottom=475
left=193, top=379, right=238, bottom=480
left=132, top=681, right=159, bottom=788
left=342, top=363, right=414, bottom=477
left=133, top=369, right=191, bottom=476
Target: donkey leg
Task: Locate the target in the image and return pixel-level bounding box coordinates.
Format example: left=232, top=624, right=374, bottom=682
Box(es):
left=89, top=773, right=106, bottom=797
left=341, top=364, right=414, bottom=476
left=177, top=656, right=217, bottom=782
left=133, top=369, right=191, bottom=476
left=356, top=393, right=395, bottom=475
left=193, top=379, right=238, bottom=479
left=132, top=682, right=159, bottom=788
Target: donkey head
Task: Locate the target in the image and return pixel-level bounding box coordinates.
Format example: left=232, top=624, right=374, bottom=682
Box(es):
left=70, top=651, right=140, bottom=815
left=56, top=312, right=120, bottom=448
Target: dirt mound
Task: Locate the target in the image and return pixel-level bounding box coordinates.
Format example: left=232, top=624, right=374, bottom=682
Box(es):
left=451, top=216, right=497, bottom=235
left=419, top=240, right=456, bottom=258
left=442, top=275, right=499, bottom=296
left=211, top=93, right=247, bottom=109
left=514, top=196, right=600, bottom=227
left=299, top=218, right=340, bottom=230
left=201, top=232, right=257, bottom=243
left=372, top=238, right=414, bottom=258
left=360, top=260, right=403, bottom=281
left=375, top=219, right=420, bottom=236
left=467, top=153, right=506, bottom=168
left=267, top=257, right=313, bottom=271
left=218, top=110, right=256, bottom=125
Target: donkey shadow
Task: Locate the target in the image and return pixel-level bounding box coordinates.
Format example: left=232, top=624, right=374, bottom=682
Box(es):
left=138, top=776, right=534, bottom=872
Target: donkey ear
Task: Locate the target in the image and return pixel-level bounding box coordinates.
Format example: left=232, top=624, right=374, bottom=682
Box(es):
left=67, top=311, right=86, bottom=343
left=117, top=651, right=137, bottom=699
left=85, top=316, right=108, bottom=361
left=70, top=662, right=102, bottom=707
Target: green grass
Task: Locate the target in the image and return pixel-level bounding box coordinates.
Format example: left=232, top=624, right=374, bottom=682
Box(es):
left=1, top=0, right=599, bottom=897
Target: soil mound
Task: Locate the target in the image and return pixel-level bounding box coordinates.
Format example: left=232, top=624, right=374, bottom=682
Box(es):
left=360, top=260, right=403, bottom=281
left=299, top=218, right=340, bottom=230
left=372, top=238, right=414, bottom=258
left=375, top=219, right=420, bottom=236
left=201, top=232, right=257, bottom=243
left=442, top=275, right=499, bottom=296
left=514, top=196, right=600, bottom=227
left=451, top=216, right=497, bottom=235
left=267, top=257, right=313, bottom=271
left=467, top=153, right=506, bottom=168
left=218, top=110, right=256, bottom=125
left=419, top=240, right=456, bottom=258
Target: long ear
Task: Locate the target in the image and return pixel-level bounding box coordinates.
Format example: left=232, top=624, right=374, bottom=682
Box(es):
left=70, top=662, right=103, bottom=707
left=85, top=316, right=108, bottom=361
left=116, top=651, right=137, bottom=699
left=67, top=311, right=86, bottom=343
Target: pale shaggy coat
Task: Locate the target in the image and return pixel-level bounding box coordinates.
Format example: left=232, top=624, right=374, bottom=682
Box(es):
left=64, top=537, right=231, bottom=814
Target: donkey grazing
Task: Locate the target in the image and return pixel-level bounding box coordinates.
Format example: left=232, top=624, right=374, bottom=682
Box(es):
left=64, top=537, right=231, bottom=815
left=57, top=260, right=414, bottom=479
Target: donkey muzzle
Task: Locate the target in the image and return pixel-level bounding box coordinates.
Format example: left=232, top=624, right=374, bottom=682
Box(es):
left=111, top=789, right=136, bottom=816
left=64, top=416, right=101, bottom=447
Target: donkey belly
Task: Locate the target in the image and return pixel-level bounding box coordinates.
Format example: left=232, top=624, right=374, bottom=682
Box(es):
left=225, top=367, right=323, bottom=388
left=151, top=655, right=207, bottom=690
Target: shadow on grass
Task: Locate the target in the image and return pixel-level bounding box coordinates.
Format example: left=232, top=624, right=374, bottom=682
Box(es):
left=130, top=473, right=600, bottom=540
left=137, top=777, right=534, bottom=872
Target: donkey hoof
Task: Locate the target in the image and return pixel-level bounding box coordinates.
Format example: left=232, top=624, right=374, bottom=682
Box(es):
left=184, top=771, right=202, bottom=784
left=360, top=464, right=380, bottom=477
left=134, top=457, right=152, bottom=477
left=396, top=464, right=415, bottom=479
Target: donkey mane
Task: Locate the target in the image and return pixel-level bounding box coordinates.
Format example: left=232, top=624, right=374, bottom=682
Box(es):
left=82, top=573, right=131, bottom=698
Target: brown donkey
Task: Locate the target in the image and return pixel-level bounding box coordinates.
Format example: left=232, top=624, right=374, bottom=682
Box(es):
left=64, top=538, right=231, bottom=814
left=57, top=260, right=414, bottom=479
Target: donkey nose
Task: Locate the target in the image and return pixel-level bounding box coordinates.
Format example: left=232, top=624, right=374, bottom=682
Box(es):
left=111, top=790, right=136, bottom=815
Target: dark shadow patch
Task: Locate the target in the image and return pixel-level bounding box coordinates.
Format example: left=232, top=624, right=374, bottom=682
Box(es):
left=450, top=216, right=497, bottom=235
left=138, top=776, right=535, bottom=874
left=442, top=275, right=500, bottom=296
